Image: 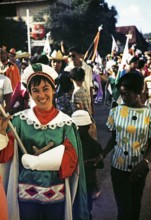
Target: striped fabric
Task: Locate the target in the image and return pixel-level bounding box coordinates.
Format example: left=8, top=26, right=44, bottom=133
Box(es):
left=71, top=87, right=92, bottom=114
left=106, top=105, right=151, bottom=171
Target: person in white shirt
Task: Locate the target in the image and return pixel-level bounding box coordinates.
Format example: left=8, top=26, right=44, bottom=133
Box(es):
left=64, top=46, right=94, bottom=113
left=0, top=74, right=12, bottom=113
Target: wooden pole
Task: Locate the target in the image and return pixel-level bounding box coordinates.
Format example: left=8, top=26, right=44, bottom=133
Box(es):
left=0, top=104, right=27, bottom=154
left=26, top=9, right=31, bottom=55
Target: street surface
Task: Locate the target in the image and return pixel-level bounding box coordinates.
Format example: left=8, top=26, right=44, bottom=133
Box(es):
left=92, top=103, right=151, bottom=220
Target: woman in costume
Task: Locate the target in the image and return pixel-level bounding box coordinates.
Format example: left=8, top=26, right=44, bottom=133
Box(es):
left=0, top=63, right=89, bottom=220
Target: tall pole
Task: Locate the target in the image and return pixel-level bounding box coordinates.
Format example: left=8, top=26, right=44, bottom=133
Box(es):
left=26, top=9, right=31, bottom=55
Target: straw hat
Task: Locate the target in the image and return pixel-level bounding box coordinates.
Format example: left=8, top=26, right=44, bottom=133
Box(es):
left=21, top=63, right=58, bottom=88
left=49, top=50, right=67, bottom=60
left=71, top=110, right=92, bottom=126
left=16, top=52, right=30, bottom=59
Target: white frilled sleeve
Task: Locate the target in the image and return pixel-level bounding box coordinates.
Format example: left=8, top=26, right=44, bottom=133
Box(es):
left=21, top=145, right=65, bottom=171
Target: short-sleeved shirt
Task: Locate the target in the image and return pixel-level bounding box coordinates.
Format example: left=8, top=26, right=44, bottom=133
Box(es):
left=0, top=74, right=13, bottom=104
left=71, top=86, right=92, bottom=114
left=64, top=60, right=93, bottom=96
left=106, top=105, right=151, bottom=172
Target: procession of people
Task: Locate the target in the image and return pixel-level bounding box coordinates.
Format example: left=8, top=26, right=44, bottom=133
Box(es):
left=0, top=39, right=151, bottom=220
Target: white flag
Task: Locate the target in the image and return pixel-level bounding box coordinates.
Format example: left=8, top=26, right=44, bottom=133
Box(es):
left=118, top=35, right=130, bottom=71
left=43, top=32, right=51, bottom=55
left=115, top=34, right=131, bottom=84
left=111, top=35, right=118, bottom=53
left=95, top=51, right=102, bottom=67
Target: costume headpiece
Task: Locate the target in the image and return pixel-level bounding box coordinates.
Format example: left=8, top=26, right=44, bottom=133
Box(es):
left=21, top=63, right=58, bottom=88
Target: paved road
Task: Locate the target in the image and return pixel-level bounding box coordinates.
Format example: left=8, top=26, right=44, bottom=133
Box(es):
left=92, top=103, right=151, bottom=220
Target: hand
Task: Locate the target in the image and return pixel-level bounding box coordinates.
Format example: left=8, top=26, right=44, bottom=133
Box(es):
left=129, top=160, right=149, bottom=182
left=84, top=154, right=104, bottom=167
left=93, top=154, right=104, bottom=167
left=0, top=115, right=11, bottom=135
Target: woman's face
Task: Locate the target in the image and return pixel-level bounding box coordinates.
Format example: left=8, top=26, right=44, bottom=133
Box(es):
left=30, top=80, right=54, bottom=111
left=51, top=59, right=62, bottom=73
left=119, top=85, right=139, bottom=107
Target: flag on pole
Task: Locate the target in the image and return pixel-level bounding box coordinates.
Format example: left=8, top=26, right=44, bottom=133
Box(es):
left=111, top=35, right=118, bottom=54
left=43, top=32, right=51, bottom=55
left=60, top=41, right=66, bottom=55
left=95, top=51, right=102, bottom=68
left=84, top=25, right=102, bottom=62
left=115, top=34, right=131, bottom=84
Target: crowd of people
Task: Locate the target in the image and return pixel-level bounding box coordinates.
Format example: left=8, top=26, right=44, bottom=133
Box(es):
left=0, top=42, right=151, bottom=220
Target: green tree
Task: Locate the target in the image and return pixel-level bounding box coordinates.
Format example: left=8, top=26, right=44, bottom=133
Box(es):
left=0, top=17, right=27, bottom=51
left=46, top=0, right=118, bottom=56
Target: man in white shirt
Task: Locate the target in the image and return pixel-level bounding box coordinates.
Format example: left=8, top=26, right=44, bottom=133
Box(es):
left=64, top=46, right=94, bottom=113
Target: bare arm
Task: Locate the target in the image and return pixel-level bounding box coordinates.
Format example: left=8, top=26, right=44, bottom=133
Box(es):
left=103, top=130, right=116, bottom=158
left=3, top=93, right=12, bottom=113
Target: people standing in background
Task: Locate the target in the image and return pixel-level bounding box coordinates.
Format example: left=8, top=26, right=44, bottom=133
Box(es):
left=9, top=48, right=21, bottom=72
left=92, top=64, right=103, bottom=104
left=0, top=48, right=20, bottom=91
left=0, top=74, right=12, bottom=113
left=50, top=50, right=73, bottom=116
left=64, top=46, right=94, bottom=114
left=69, top=67, right=92, bottom=115
left=103, top=73, right=151, bottom=220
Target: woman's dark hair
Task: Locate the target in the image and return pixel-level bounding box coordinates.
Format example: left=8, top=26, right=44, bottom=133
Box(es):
left=70, top=67, right=85, bottom=82
left=36, top=55, right=49, bottom=65
left=117, top=72, right=144, bottom=94
left=50, top=59, right=67, bottom=72
left=28, top=75, right=55, bottom=94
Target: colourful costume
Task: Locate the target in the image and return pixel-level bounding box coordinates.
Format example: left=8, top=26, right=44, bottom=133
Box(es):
left=0, top=107, right=89, bottom=220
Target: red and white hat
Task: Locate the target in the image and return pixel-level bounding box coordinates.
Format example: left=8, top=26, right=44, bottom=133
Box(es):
left=21, top=63, right=58, bottom=88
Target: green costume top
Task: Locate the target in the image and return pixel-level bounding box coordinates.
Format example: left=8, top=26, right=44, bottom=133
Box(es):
left=11, top=108, right=89, bottom=220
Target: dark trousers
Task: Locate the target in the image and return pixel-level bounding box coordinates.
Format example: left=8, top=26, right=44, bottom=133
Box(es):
left=19, top=201, right=64, bottom=220
left=111, top=166, right=147, bottom=220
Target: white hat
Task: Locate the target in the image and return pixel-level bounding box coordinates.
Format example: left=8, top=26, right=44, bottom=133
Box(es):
left=21, top=63, right=58, bottom=87
left=71, top=110, right=92, bottom=126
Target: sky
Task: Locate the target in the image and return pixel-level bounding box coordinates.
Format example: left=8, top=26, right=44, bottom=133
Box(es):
left=106, top=0, right=151, bottom=34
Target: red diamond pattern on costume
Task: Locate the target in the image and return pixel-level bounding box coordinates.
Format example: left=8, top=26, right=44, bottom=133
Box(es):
left=59, top=185, right=65, bottom=195
left=43, top=190, right=55, bottom=199
left=25, top=187, right=38, bottom=196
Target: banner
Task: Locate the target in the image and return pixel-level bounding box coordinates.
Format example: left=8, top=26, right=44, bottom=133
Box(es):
left=84, top=25, right=102, bottom=62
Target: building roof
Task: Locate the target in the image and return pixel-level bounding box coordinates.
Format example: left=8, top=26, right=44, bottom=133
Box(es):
left=0, top=0, right=47, bottom=4
left=116, top=25, right=148, bottom=51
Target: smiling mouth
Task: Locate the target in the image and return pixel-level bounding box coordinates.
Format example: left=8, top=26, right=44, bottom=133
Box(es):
left=39, top=99, right=47, bottom=104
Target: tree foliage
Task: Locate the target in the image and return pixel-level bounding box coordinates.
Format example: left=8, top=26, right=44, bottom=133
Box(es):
left=46, top=0, right=118, bottom=56
left=0, top=17, right=27, bottom=51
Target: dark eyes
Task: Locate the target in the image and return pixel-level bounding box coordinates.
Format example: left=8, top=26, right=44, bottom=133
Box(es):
left=32, top=87, right=49, bottom=93
left=120, top=91, right=129, bottom=96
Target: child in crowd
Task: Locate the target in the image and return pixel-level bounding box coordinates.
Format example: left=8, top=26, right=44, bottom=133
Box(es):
left=72, top=110, right=104, bottom=220
left=70, top=67, right=97, bottom=140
